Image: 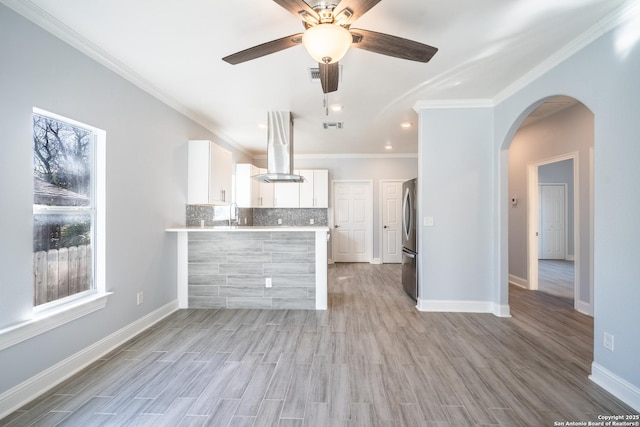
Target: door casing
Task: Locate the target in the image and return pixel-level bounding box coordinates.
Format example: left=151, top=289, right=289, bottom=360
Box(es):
left=527, top=153, right=579, bottom=309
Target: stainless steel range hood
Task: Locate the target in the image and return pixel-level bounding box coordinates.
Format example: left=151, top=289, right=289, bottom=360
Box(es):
left=252, top=111, right=305, bottom=183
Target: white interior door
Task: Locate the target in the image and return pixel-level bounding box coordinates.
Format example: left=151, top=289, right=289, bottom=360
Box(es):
left=539, top=184, right=566, bottom=259
left=333, top=181, right=372, bottom=262
left=381, top=181, right=402, bottom=263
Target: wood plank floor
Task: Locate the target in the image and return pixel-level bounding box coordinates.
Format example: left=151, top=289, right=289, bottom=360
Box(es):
left=1, top=263, right=634, bottom=426
left=538, top=260, right=574, bottom=300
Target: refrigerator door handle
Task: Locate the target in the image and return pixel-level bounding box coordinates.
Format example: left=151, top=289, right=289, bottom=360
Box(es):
left=402, top=248, right=416, bottom=259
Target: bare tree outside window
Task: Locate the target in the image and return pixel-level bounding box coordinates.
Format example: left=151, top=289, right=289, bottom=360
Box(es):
left=33, top=114, right=91, bottom=207
left=33, top=112, right=96, bottom=305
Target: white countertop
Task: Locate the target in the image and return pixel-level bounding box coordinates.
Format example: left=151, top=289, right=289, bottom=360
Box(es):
left=166, top=225, right=330, bottom=232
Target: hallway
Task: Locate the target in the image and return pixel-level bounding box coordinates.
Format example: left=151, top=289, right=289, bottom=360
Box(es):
left=538, top=259, right=575, bottom=300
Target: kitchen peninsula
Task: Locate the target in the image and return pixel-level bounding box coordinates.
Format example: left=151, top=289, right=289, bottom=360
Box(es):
left=166, top=226, right=329, bottom=310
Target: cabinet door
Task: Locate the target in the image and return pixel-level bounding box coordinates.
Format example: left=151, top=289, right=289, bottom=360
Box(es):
left=258, top=169, right=274, bottom=207
left=313, top=169, right=329, bottom=208
left=250, top=165, right=261, bottom=207
left=298, top=170, right=315, bottom=208
left=274, top=182, right=300, bottom=207
left=235, top=164, right=253, bottom=208
left=187, top=140, right=211, bottom=204
left=209, top=143, right=232, bottom=204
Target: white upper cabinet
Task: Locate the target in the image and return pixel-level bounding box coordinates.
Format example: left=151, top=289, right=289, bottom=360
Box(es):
left=299, top=169, right=328, bottom=208
left=235, top=163, right=259, bottom=208
left=257, top=168, right=274, bottom=207
left=235, top=164, right=274, bottom=207
left=274, top=181, right=300, bottom=208
left=187, top=140, right=232, bottom=205
left=234, top=166, right=327, bottom=208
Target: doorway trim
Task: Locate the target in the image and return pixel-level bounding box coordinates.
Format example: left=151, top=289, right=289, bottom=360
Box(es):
left=527, top=152, right=579, bottom=308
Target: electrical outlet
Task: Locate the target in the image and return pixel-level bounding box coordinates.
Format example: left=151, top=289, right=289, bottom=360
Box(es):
left=265, top=278, right=272, bottom=288
left=603, top=332, right=614, bottom=351
left=277, top=218, right=282, bottom=225
left=136, top=291, right=144, bottom=306
left=309, top=218, right=315, bottom=225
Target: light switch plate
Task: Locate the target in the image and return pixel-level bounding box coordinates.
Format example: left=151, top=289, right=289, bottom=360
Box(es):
left=424, top=216, right=434, bottom=227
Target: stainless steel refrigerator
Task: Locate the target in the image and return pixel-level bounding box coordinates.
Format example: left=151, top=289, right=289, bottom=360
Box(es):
left=402, top=178, right=418, bottom=300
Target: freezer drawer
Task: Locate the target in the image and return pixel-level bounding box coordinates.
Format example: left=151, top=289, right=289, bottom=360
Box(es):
left=402, top=248, right=418, bottom=301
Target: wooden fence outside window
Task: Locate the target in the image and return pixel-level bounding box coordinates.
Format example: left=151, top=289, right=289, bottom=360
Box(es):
left=33, top=245, right=92, bottom=306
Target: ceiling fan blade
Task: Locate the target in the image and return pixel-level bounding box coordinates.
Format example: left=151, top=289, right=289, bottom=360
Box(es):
left=319, top=61, right=339, bottom=93
left=222, top=34, right=303, bottom=65
left=350, top=28, right=438, bottom=63
left=273, top=0, right=320, bottom=25
left=333, top=0, right=381, bottom=25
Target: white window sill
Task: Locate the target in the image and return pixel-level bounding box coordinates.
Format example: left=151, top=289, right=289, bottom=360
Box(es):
left=0, top=292, right=112, bottom=351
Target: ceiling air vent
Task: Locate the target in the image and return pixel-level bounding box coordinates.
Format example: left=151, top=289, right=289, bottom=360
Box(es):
left=309, top=65, right=343, bottom=83
left=323, top=122, right=343, bottom=130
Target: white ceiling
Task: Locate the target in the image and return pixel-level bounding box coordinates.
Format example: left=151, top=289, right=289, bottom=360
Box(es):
left=3, top=0, right=632, bottom=156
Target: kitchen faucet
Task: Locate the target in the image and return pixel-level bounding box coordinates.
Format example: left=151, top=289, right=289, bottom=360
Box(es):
left=229, top=202, right=239, bottom=226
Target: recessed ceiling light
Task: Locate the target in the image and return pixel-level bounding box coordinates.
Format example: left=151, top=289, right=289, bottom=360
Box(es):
left=400, top=122, right=412, bottom=128
left=330, top=104, right=343, bottom=112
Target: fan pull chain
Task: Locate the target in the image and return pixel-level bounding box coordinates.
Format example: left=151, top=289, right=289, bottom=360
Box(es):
left=322, top=59, right=329, bottom=116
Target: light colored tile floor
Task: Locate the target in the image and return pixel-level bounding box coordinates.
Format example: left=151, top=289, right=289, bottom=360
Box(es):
left=538, top=259, right=574, bottom=300
left=1, top=263, right=633, bottom=426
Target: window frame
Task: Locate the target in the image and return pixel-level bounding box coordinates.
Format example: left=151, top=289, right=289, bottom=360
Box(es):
left=32, top=107, right=106, bottom=310
left=0, top=109, right=109, bottom=350
left=11, top=109, right=104, bottom=335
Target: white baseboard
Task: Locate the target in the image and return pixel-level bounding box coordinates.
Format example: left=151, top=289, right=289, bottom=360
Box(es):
left=371, top=258, right=382, bottom=265
left=576, top=300, right=593, bottom=317
left=508, top=274, right=528, bottom=289
left=566, top=254, right=575, bottom=261
left=590, top=362, right=640, bottom=411
left=0, top=300, right=179, bottom=419
left=416, top=299, right=511, bottom=317
left=494, top=304, right=512, bottom=317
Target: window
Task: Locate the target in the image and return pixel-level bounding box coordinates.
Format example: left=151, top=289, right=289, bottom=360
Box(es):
left=32, top=108, right=105, bottom=307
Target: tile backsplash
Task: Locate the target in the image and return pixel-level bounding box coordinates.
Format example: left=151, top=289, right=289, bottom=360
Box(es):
left=186, top=205, right=327, bottom=227
left=252, top=208, right=328, bottom=226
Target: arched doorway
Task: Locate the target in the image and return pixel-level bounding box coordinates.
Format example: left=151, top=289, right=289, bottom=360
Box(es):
left=503, top=95, right=594, bottom=315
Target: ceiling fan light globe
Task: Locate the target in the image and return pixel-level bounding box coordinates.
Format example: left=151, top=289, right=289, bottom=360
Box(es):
left=302, top=24, right=352, bottom=64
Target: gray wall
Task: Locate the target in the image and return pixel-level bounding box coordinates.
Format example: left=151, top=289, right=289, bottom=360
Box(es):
left=417, top=13, right=640, bottom=400
left=508, top=104, right=592, bottom=295
left=494, top=25, right=640, bottom=391
left=418, top=107, right=495, bottom=301
left=0, top=4, right=249, bottom=395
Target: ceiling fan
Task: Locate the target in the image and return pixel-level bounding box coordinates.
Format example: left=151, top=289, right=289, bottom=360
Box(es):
left=222, top=0, right=438, bottom=94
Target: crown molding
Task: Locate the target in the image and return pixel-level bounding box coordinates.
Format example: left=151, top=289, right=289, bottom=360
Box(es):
left=413, top=99, right=494, bottom=111
left=252, top=153, right=418, bottom=160
left=413, top=1, right=640, bottom=111
left=0, top=0, right=253, bottom=158
left=493, top=0, right=640, bottom=105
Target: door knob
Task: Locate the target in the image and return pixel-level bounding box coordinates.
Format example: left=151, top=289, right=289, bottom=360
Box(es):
left=334, top=225, right=340, bottom=228
left=383, top=225, right=388, bottom=229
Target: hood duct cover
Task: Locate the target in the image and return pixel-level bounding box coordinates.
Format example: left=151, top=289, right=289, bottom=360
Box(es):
left=252, top=111, right=305, bottom=183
